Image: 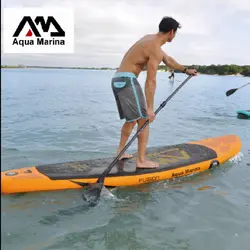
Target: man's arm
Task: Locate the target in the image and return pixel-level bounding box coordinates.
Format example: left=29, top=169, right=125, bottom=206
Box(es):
left=162, top=51, right=186, bottom=72
left=162, top=51, right=198, bottom=76
left=145, top=52, right=161, bottom=111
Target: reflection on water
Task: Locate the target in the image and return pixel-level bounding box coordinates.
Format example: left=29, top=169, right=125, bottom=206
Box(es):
left=197, top=185, right=215, bottom=191
left=39, top=204, right=92, bottom=226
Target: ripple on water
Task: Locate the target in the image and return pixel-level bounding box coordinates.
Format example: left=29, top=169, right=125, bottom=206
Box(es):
left=1, top=69, right=250, bottom=250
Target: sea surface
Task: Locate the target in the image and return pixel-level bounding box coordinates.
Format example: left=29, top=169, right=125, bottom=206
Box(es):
left=1, top=68, right=250, bottom=250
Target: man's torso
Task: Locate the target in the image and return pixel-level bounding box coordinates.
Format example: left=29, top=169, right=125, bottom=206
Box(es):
left=117, top=34, right=164, bottom=77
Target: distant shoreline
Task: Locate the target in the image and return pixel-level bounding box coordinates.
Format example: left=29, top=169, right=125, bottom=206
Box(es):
left=1, top=65, right=116, bottom=70
left=1, top=64, right=250, bottom=76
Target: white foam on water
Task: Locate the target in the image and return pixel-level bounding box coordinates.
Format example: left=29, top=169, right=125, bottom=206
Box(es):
left=101, top=186, right=123, bottom=202
left=101, top=187, right=127, bottom=203
left=101, top=186, right=115, bottom=198
left=228, top=152, right=244, bottom=164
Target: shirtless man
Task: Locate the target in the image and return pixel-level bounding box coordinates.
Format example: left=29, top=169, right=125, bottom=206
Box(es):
left=169, top=69, right=175, bottom=81
left=111, top=16, right=197, bottom=169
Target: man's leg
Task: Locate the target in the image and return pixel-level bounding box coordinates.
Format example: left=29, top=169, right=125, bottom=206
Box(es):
left=116, top=121, right=137, bottom=160
left=136, top=118, right=159, bottom=169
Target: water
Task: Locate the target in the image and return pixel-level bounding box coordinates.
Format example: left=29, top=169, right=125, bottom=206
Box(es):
left=1, top=68, right=250, bottom=250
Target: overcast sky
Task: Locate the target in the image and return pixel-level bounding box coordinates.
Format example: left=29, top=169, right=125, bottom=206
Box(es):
left=1, top=0, right=250, bottom=67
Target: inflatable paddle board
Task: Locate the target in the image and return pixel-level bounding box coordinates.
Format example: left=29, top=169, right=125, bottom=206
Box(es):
left=1, top=134, right=241, bottom=194
left=237, top=110, right=250, bottom=119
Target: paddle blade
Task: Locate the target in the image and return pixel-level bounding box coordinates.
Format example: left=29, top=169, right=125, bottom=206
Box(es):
left=81, top=183, right=103, bottom=206
left=226, top=88, right=237, bottom=96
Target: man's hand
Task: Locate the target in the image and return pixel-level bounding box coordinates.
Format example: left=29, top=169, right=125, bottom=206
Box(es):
left=147, top=108, right=156, bottom=122
left=185, top=69, right=198, bottom=76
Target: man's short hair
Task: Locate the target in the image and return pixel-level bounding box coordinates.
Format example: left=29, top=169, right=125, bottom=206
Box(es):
left=159, top=17, right=181, bottom=33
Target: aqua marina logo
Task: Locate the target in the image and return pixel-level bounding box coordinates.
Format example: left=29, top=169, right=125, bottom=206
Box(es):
left=3, top=8, right=74, bottom=54
left=12, top=16, right=66, bottom=47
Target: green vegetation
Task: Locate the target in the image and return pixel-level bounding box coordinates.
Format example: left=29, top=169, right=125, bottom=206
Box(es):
left=163, top=64, right=250, bottom=76
left=2, top=64, right=250, bottom=76
left=1, top=64, right=26, bottom=68
left=188, top=64, right=250, bottom=76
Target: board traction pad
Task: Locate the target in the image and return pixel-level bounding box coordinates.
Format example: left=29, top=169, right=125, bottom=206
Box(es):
left=36, top=143, right=217, bottom=180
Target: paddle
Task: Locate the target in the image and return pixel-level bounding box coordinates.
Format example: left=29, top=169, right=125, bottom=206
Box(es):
left=225, top=82, right=250, bottom=96
left=80, top=75, right=193, bottom=205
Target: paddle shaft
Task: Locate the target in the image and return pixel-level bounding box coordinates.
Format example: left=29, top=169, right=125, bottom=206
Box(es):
left=226, top=82, right=250, bottom=96
left=238, top=82, right=250, bottom=90
left=97, top=75, right=193, bottom=183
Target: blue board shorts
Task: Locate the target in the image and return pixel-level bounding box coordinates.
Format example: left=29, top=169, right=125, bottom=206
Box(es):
left=111, top=72, right=148, bottom=122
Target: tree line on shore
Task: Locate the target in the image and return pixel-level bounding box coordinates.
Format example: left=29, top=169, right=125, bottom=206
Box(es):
left=159, top=64, right=250, bottom=76
left=2, top=64, right=250, bottom=76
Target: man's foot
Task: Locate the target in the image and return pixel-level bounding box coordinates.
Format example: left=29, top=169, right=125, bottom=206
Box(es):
left=117, top=153, right=133, bottom=160
left=136, top=160, right=159, bottom=169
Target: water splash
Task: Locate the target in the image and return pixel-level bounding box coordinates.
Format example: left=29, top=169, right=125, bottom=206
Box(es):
left=101, top=187, right=127, bottom=203
left=101, top=186, right=115, bottom=198
left=228, top=152, right=243, bottom=164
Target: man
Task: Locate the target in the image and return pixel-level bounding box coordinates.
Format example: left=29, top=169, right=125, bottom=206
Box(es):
left=111, top=16, right=197, bottom=169
left=168, top=69, right=175, bottom=81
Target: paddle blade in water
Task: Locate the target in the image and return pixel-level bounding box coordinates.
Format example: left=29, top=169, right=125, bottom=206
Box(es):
left=226, top=88, right=237, bottom=96
left=81, top=183, right=103, bottom=206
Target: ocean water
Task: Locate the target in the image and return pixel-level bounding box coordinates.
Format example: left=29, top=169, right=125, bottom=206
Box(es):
left=1, top=68, right=250, bottom=250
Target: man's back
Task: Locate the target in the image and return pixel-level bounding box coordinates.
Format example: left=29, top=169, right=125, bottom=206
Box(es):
left=117, top=34, right=163, bottom=77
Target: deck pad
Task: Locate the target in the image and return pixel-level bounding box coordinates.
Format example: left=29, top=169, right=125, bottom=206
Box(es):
left=36, top=143, right=217, bottom=180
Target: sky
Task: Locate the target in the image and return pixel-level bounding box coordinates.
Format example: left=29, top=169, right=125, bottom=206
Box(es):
left=1, top=0, right=250, bottom=67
